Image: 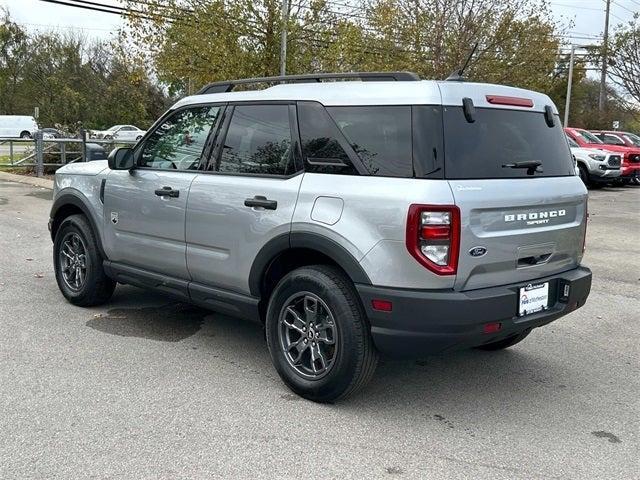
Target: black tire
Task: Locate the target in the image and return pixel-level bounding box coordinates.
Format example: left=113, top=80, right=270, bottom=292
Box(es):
left=265, top=265, right=378, bottom=403
left=136, top=135, right=142, bottom=141
left=578, top=164, right=590, bottom=187
left=476, top=330, right=531, bottom=351
left=20, top=131, right=32, bottom=139
left=53, top=214, right=116, bottom=307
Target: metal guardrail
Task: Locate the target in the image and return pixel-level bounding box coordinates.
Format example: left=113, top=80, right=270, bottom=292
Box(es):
left=0, top=129, right=136, bottom=177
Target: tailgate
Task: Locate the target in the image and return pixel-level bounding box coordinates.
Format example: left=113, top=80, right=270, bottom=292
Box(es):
left=449, top=177, right=587, bottom=291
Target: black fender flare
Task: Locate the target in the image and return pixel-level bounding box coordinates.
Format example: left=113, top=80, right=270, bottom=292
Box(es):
left=50, top=191, right=106, bottom=258
left=248, top=231, right=372, bottom=297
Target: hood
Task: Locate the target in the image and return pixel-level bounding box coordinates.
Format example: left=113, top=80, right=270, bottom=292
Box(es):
left=570, top=146, right=609, bottom=157
left=56, top=160, right=109, bottom=176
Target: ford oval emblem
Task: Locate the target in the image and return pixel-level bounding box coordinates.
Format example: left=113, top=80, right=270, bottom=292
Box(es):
left=469, top=246, right=487, bottom=257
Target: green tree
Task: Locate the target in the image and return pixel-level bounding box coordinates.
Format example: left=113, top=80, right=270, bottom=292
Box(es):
left=125, top=0, right=567, bottom=95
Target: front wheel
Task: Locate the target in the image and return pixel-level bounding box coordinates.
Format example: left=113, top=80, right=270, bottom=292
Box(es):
left=53, top=214, right=116, bottom=306
left=265, top=265, right=378, bottom=403
left=578, top=164, right=590, bottom=187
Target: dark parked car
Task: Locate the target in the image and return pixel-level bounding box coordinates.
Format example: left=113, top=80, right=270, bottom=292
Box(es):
left=42, top=128, right=67, bottom=139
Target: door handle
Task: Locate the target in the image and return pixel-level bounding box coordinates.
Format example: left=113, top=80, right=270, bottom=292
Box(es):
left=244, top=195, right=277, bottom=210
left=154, top=186, right=180, bottom=198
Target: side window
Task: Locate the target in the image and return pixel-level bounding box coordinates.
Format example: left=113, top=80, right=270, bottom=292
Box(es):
left=604, top=134, right=625, bottom=146
left=326, top=106, right=413, bottom=177
left=297, top=102, right=358, bottom=175
left=139, top=105, right=221, bottom=170
left=215, top=104, right=296, bottom=175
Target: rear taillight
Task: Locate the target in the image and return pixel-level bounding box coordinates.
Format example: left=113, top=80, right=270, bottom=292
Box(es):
left=406, top=205, right=460, bottom=275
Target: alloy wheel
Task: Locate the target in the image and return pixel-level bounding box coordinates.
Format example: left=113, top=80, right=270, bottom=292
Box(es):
left=59, top=232, right=88, bottom=292
left=278, top=292, right=338, bottom=379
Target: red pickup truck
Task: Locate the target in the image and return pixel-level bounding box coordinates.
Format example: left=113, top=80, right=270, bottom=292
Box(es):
left=565, top=127, right=640, bottom=184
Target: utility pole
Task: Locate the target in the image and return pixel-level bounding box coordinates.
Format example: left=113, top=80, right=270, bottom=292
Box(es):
left=564, top=44, right=576, bottom=127
left=599, top=0, right=611, bottom=113
left=279, top=0, right=289, bottom=77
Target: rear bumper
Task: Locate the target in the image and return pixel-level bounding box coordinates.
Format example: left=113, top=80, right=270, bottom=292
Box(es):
left=356, top=266, right=592, bottom=358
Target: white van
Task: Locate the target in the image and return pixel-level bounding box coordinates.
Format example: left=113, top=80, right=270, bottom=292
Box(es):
left=0, top=115, right=39, bottom=139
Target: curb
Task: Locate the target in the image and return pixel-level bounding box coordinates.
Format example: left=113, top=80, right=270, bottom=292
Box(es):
left=0, top=171, right=54, bottom=190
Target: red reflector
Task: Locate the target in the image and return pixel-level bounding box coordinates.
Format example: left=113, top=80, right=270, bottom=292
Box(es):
left=372, top=299, right=393, bottom=312
left=486, top=95, right=534, bottom=107
left=483, top=322, right=502, bottom=334
left=420, top=225, right=450, bottom=239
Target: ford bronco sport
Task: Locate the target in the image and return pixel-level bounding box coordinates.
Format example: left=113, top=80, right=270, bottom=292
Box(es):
left=49, top=72, right=592, bottom=402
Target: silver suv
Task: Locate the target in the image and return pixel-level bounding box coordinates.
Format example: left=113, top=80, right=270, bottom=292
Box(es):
left=49, top=72, right=592, bottom=402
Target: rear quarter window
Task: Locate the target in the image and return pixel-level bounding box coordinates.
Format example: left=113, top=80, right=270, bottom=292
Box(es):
left=443, top=107, right=575, bottom=179
left=326, top=106, right=413, bottom=177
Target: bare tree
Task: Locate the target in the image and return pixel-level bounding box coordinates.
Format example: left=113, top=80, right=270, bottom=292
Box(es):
left=609, top=16, right=640, bottom=105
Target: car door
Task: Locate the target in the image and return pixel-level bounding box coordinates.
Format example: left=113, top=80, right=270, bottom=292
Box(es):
left=102, top=104, right=224, bottom=284
left=186, top=103, right=303, bottom=297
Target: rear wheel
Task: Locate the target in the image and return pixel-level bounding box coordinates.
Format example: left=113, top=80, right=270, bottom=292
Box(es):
left=53, top=214, right=116, bottom=306
left=476, top=330, right=531, bottom=351
left=20, top=131, right=31, bottom=139
left=265, top=265, right=378, bottom=403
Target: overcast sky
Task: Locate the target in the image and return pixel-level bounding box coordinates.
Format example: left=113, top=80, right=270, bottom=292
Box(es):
left=1, top=0, right=638, bottom=48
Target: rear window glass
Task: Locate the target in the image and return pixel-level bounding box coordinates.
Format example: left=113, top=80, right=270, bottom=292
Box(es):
left=442, top=107, right=575, bottom=179
left=327, top=106, right=412, bottom=177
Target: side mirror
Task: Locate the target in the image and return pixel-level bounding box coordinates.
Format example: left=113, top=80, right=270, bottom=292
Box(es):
left=108, top=147, right=134, bottom=170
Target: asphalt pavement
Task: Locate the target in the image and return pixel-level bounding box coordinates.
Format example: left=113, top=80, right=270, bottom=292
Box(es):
left=0, top=178, right=638, bottom=479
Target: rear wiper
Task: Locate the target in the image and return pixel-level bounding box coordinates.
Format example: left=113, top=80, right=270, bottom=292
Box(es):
left=502, top=160, right=543, bottom=175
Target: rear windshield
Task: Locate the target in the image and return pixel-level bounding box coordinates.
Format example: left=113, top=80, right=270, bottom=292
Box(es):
left=442, top=107, right=575, bottom=179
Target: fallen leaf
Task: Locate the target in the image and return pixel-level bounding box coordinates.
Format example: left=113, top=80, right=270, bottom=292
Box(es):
left=33, top=273, right=43, bottom=278
left=596, top=316, right=602, bottom=319
left=26, top=258, right=33, bottom=261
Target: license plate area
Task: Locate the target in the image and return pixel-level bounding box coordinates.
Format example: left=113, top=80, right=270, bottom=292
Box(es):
left=518, top=282, right=549, bottom=316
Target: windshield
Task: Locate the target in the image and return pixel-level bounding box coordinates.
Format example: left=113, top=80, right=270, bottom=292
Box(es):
left=623, top=133, right=640, bottom=146
left=566, top=135, right=579, bottom=148
left=576, top=130, right=603, bottom=144
left=442, top=107, right=574, bottom=179
left=107, top=125, right=122, bottom=131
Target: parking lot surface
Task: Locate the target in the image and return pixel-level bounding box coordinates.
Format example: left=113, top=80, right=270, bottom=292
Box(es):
left=0, top=178, right=638, bottom=479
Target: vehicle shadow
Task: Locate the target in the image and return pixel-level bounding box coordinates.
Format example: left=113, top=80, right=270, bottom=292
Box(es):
left=99, top=285, right=570, bottom=411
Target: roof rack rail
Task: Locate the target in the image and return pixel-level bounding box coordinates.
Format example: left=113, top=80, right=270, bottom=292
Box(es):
left=195, top=71, right=420, bottom=95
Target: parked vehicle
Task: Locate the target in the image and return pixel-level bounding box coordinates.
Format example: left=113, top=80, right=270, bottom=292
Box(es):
left=590, top=130, right=640, bottom=184
left=565, top=127, right=640, bottom=184
left=42, top=128, right=66, bottom=139
left=49, top=72, right=592, bottom=402
left=567, top=135, right=621, bottom=186
left=90, top=125, right=146, bottom=141
left=85, top=143, right=108, bottom=161
left=0, top=115, right=38, bottom=138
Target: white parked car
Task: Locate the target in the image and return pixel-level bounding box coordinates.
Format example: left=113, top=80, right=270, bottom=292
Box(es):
left=0, top=115, right=38, bottom=139
left=567, top=135, right=621, bottom=186
left=91, top=125, right=146, bottom=141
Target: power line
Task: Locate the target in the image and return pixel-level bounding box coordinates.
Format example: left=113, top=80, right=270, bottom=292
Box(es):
left=612, top=0, right=637, bottom=14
